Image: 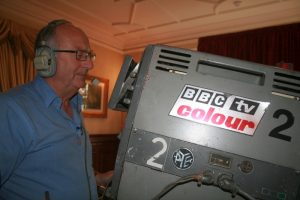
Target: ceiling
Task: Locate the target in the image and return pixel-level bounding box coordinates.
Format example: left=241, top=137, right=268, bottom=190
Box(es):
left=0, top=0, right=299, bottom=54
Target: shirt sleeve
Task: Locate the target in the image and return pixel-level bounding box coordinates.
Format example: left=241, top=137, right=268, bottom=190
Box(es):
left=0, top=95, right=33, bottom=187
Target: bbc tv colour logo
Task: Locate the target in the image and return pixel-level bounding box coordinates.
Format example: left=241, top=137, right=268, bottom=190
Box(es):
left=169, top=85, right=270, bottom=136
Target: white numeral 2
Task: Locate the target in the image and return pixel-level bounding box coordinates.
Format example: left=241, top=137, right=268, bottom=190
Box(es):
left=146, top=137, right=167, bottom=169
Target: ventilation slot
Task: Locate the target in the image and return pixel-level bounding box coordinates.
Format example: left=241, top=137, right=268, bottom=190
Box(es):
left=272, top=72, right=300, bottom=100
left=157, top=60, right=188, bottom=69
left=161, top=49, right=191, bottom=58
left=155, top=48, right=191, bottom=75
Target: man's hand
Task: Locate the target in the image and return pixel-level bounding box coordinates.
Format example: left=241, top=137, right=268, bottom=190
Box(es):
left=95, top=170, right=114, bottom=186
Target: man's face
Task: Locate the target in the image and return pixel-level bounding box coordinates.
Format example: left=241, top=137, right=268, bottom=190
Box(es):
left=49, top=25, right=94, bottom=95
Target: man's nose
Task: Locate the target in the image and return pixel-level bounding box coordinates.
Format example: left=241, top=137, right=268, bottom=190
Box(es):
left=82, top=59, right=94, bottom=69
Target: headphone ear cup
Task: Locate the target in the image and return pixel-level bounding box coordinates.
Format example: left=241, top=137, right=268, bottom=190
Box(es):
left=34, top=46, right=56, bottom=77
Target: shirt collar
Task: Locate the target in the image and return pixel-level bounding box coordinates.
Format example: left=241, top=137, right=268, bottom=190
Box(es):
left=32, top=75, right=82, bottom=111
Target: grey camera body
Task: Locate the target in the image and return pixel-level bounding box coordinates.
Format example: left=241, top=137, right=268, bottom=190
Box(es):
left=109, top=45, right=300, bottom=200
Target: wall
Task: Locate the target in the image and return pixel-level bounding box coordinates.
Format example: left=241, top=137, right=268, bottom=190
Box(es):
left=84, top=44, right=125, bottom=135
left=129, top=51, right=143, bottom=63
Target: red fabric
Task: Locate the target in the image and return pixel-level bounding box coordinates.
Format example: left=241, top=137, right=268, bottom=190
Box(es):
left=197, top=23, right=300, bottom=71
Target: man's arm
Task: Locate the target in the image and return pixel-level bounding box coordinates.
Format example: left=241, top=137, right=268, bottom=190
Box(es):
left=0, top=96, right=31, bottom=188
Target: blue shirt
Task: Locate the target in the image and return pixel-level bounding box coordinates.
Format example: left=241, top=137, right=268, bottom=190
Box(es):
left=0, top=76, right=98, bottom=200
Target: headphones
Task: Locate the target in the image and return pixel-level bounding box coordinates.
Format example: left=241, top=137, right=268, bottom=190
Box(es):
left=34, top=19, right=71, bottom=77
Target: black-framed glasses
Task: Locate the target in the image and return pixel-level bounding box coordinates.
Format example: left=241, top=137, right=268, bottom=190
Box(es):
left=53, top=50, right=96, bottom=61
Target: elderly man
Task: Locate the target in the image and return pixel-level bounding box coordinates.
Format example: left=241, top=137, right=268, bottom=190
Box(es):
left=0, top=19, right=112, bottom=200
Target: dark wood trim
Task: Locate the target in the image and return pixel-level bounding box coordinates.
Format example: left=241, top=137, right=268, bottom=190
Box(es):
left=89, top=134, right=119, bottom=173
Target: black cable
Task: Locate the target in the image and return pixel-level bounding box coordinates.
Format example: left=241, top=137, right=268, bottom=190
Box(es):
left=152, top=171, right=257, bottom=200
left=152, top=172, right=213, bottom=200
left=82, top=126, right=92, bottom=200
left=217, top=175, right=256, bottom=200
left=152, top=176, right=196, bottom=200
left=238, top=189, right=257, bottom=200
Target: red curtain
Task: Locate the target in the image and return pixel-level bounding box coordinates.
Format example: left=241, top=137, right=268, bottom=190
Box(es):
left=198, top=23, right=300, bottom=71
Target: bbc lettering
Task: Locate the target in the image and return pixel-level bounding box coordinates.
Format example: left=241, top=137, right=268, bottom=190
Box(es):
left=181, top=86, right=259, bottom=115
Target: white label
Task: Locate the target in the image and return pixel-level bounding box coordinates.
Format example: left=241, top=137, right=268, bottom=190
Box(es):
left=169, top=85, right=270, bottom=136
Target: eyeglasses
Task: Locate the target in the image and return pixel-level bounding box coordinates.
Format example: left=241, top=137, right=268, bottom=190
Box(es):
left=53, top=50, right=96, bottom=61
